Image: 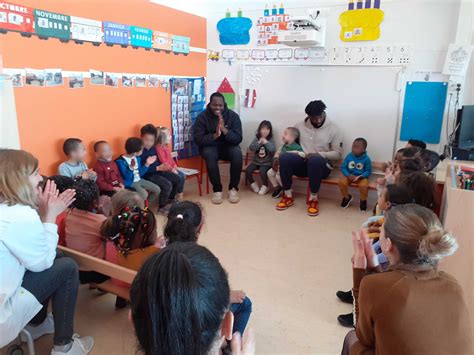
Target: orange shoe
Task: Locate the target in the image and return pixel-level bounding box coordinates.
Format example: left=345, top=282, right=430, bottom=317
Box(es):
left=276, top=195, right=294, bottom=210
left=307, top=200, right=319, bottom=216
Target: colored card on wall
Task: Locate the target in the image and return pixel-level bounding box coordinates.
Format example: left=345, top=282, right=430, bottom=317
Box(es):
left=172, top=35, right=190, bottom=54
left=153, top=31, right=172, bottom=51
left=34, top=9, right=70, bottom=39
left=130, top=25, right=152, bottom=48
left=400, top=81, right=448, bottom=144
left=0, top=2, right=34, bottom=33
left=70, top=16, right=102, bottom=43
left=103, top=21, right=129, bottom=46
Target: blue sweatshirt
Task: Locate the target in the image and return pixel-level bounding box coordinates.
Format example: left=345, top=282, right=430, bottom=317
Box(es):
left=341, top=151, right=372, bottom=178
left=115, top=156, right=149, bottom=187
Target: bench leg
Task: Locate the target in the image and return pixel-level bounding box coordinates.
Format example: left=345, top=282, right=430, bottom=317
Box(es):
left=196, top=174, right=202, bottom=196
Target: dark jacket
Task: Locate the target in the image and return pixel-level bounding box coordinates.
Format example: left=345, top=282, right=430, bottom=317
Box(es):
left=139, top=146, right=161, bottom=177
left=192, top=107, right=243, bottom=148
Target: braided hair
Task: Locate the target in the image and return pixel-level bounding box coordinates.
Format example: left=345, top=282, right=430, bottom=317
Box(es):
left=106, top=206, right=157, bottom=256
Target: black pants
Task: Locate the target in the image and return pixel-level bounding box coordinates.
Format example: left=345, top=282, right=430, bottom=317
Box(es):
left=144, top=173, right=175, bottom=207
left=201, top=145, right=243, bottom=192
left=245, top=163, right=271, bottom=186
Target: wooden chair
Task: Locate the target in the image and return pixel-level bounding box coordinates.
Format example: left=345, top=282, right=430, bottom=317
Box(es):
left=200, top=157, right=232, bottom=194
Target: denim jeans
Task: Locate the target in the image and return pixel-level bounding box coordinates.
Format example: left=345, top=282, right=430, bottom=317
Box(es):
left=230, top=296, right=252, bottom=335
left=21, top=255, right=79, bottom=345
left=201, top=145, right=243, bottom=192
left=279, top=153, right=331, bottom=193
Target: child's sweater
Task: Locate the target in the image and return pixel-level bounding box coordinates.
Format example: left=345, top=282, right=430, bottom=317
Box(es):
left=93, top=159, right=123, bottom=192
left=116, top=156, right=149, bottom=187
left=341, top=152, right=372, bottom=178
left=58, top=161, right=96, bottom=181
left=156, top=145, right=178, bottom=169
left=275, top=142, right=306, bottom=159
left=248, top=137, right=276, bottom=166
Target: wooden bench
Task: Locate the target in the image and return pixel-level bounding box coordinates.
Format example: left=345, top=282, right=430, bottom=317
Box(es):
left=58, top=246, right=136, bottom=301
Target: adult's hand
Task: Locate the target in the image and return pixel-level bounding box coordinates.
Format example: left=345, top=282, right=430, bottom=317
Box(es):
left=361, top=229, right=380, bottom=269
left=38, top=180, right=76, bottom=224
left=213, top=124, right=222, bottom=140
left=230, top=290, right=246, bottom=304
left=230, top=329, right=255, bottom=355
left=305, top=152, right=321, bottom=160
left=352, top=230, right=367, bottom=269
left=218, top=115, right=228, bottom=135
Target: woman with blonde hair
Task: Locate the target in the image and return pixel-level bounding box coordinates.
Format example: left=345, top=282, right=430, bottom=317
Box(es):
left=0, top=149, right=94, bottom=354
left=342, top=204, right=472, bottom=355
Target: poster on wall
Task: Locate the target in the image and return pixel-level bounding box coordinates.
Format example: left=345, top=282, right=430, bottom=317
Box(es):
left=90, top=69, right=104, bottom=85
left=68, top=72, right=84, bottom=88
left=34, top=9, right=71, bottom=40
left=172, top=35, right=190, bottom=54
left=153, top=31, right=172, bottom=51
left=0, top=2, right=34, bottom=34
left=442, top=44, right=473, bottom=77
left=45, top=69, right=63, bottom=86
left=3, top=68, right=24, bottom=87
left=130, top=25, right=153, bottom=48
left=25, top=68, right=45, bottom=87
left=216, top=10, right=252, bottom=45
left=339, top=0, right=384, bottom=42
left=122, top=74, right=135, bottom=87
left=170, top=77, right=205, bottom=158
left=70, top=16, right=103, bottom=44
left=103, top=21, right=130, bottom=46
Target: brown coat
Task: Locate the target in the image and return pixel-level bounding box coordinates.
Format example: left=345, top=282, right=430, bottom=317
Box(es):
left=351, top=267, right=472, bottom=355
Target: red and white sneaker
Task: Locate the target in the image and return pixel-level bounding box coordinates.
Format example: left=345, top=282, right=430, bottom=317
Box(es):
left=307, top=200, right=319, bottom=216
left=276, top=195, right=294, bottom=210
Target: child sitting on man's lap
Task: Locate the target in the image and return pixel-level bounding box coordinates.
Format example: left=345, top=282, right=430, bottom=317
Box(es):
left=338, top=137, right=371, bottom=211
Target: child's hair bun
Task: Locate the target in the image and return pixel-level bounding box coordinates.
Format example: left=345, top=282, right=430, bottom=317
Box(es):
left=418, top=229, right=458, bottom=263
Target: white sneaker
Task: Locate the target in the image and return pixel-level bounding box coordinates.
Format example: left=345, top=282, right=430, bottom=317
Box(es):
left=51, top=334, right=94, bottom=355
left=22, top=312, right=54, bottom=341
left=228, top=189, right=240, bottom=204
left=250, top=182, right=260, bottom=193
left=211, top=192, right=223, bottom=204
left=258, top=185, right=269, bottom=195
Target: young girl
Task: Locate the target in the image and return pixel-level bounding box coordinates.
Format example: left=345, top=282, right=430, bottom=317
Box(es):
left=155, top=126, right=186, bottom=201
left=245, top=120, right=276, bottom=195
left=0, top=149, right=93, bottom=354
left=164, top=201, right=253, bottom=336
left=64, top=179, right=108, bottom=285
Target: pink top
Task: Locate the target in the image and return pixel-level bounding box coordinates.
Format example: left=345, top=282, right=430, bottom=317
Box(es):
left=65, top=209, right=107, bottom=265
left=156, top=145, right=177, bottom=169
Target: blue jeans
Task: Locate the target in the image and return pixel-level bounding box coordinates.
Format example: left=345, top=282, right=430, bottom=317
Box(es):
left=279, top=153, right=331, bottom=193
left=22, top=255, right=79, bottom=345
left=230, top=296, right=252, bottom=335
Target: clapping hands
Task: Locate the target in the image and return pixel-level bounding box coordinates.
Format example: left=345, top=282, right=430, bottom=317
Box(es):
left=351, top=229, right=379, bottom=270
left=38, top=179, right=76, bottom=224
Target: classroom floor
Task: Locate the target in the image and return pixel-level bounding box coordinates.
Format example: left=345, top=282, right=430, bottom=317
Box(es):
left=21, top=179, right=372, bottom=355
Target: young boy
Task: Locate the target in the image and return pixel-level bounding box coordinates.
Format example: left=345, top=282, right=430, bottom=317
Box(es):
left=115, top=137, right=161, bottom=210
left=338, top=137, right=372, bottom=211
left=58, top=138, right=97, bottom=181
left=269, top=127, right=305, bottom=199
left=93, top=140, right=124, bottom=196
left=140, top=124, right=183, bottom=209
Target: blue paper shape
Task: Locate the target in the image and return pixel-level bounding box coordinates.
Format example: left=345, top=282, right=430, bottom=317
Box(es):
left=216, top=17, right=252, bottom=45
left=400, top=81, right=448, bottom=144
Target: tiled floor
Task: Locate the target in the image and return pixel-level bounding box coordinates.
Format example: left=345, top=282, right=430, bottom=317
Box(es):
left=10, top=182, right=372, bottom=355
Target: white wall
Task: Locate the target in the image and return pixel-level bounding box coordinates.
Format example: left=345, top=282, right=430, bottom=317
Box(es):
left=207, top=0, right=470, bottom=155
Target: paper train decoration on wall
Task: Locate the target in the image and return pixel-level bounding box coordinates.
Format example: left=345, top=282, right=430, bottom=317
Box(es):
left=0, top=1, right=191, bottom=54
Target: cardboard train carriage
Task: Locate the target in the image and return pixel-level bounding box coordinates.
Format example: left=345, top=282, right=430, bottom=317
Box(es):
left=0, top=1, right=190, bottom=53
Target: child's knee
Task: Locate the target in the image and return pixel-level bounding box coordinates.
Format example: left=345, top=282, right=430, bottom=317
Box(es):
left=242, top=296, right=253, bottom=312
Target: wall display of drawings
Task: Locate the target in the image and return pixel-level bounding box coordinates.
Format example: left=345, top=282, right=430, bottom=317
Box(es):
left=208, top=44, right=412, bottom=66
left=0, top=1, right=191, bottom=54
left=170, top=77, right=205, bottom=159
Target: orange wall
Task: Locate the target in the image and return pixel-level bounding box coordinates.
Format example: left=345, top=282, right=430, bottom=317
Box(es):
left=0, top=0, right=206, bottom=175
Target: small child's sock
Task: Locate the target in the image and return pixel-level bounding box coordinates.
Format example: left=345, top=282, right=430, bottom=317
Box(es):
left=285, top=189, right=292, bottom=198
left=310, top=193, right=318, bottom=201
left=54, top=342, right=73, bottom=353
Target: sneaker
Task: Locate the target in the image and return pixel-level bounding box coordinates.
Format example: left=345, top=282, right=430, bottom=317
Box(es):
left=22, top=313, right=54, bottom=341
left=337, top=313, right=354, bottom=328
left=258, top=185, right=269, bottom=195
left=228, top=189, right=240, bottom=204
left=307, top=200, right=319, bottom=216
left=51, top=334, right=94, bottom=355
left=336, top=290, right=354, bottom=304
left=271, top=186, right=283, bottom=199
left=360, top=200, right=368, bottom=211
left=115, top=296, right=127, bottom=309
left=340, top=195, right=352, bottom=209
left=250, top=182, right=260, bottom=194
left=211, top=192, right=223, bottom=204
left=276, top=195, right=294, bottom=210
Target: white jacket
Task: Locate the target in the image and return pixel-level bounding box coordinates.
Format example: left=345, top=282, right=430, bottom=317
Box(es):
left=0, top=203, right=58, bottom=347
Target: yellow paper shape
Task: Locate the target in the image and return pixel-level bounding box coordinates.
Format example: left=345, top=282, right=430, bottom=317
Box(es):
left=339, top=8, right=384, bottom=42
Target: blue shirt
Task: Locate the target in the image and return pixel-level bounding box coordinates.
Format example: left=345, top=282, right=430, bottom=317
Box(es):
left=341, top=151, right=372, bottom=178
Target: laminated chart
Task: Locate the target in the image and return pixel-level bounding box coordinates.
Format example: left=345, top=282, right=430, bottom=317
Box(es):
left=34, top=8, right=70, bottom=40
left=103, top=21, right=130, bottom=46
left=172, top=35, right=190, bottom=54
left=153, top=31, right=172, bottom=51
left=130, top=25, right=152, bottom=48
left=70, top=16, right=103, bottom=44
left=0, top=2, right=34, bottom=34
